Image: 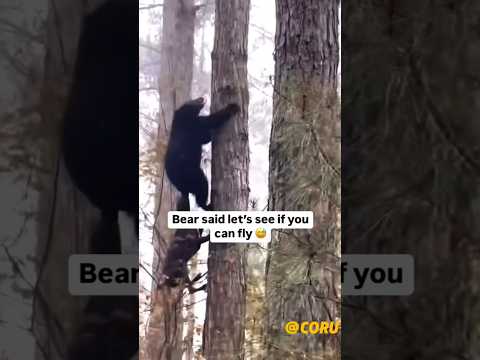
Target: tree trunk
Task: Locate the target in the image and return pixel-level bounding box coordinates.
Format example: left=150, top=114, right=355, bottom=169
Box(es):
left=34, top=1, right=99, bottom=359
left=202, top=0, right=250, bottom=359
left=183, top=13, right=213, bottom=359
left=342, top=1, right=480, bottom=358
left=184, top=255, right=198, bottom=360
left=146, top=0, right=196, bottom=359
left=265, top=0, right=340, bottom=359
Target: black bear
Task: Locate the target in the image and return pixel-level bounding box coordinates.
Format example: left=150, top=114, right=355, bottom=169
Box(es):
left=62, top=0, right=138, bottom=254
left=165, top=97, right=240, bottom=210
left=62, top=3, right=139, bottom=360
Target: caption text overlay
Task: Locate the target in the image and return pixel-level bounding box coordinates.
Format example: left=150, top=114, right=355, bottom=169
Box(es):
left=69, top=255, right=138, bottom=295
left=342, top=254, right=414, bottom=295
left=168, top=211, right=314, bottom=243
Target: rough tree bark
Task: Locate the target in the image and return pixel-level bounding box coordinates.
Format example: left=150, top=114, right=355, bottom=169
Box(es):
left=342, top=1, right=480, bottom=358
left=202, top=0, right=250, bottom=359
left=146, top=0, right=196, bottom=359
left=34, top=1, right=99, bottom=358
left=265, top=0, right=340, bottom=359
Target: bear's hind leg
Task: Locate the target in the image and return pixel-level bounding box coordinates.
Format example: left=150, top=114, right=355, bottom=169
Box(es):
left=176, top=193, right=190, bottom=211
left=192, top=169, right=211, bottom=211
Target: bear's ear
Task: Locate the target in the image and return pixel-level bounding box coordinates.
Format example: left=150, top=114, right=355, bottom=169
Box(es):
left=181, top=97, right=205, bottom=115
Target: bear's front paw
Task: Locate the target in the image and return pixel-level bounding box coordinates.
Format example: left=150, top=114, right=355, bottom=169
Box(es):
left=226, top=103, right=241, bottom=115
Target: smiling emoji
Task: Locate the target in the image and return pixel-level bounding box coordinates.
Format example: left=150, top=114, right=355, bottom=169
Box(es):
left=255, top=228, right=267, bottom=239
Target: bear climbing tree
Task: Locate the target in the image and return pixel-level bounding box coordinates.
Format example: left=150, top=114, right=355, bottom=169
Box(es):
left=61, top=1, right=138, bottom=359
left=165, top=97, right=239, bottom=210
left=161, top=97, right=239, bottom=288
left=62, top=0, right=138, bottom=254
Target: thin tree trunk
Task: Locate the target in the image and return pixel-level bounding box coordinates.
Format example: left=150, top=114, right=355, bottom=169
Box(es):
left=146, top=0, right=196, bottom=359
left=34, top=1, right=97, bottom=359
left=265, top=0, right=340, bottom=359
left=182, top=13, right=213, bottom=359
left=202, top=0, right=250, bottom=359
left=184, top=255, right=197, bottom=360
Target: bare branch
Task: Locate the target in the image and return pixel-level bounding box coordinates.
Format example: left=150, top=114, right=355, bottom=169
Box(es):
left=140, top=41, right=161, bottom=54
left=139, top=3, right=163, bottom=11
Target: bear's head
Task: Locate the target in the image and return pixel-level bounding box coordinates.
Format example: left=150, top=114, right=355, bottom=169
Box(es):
left=176, top=97, right=205, bottom=118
